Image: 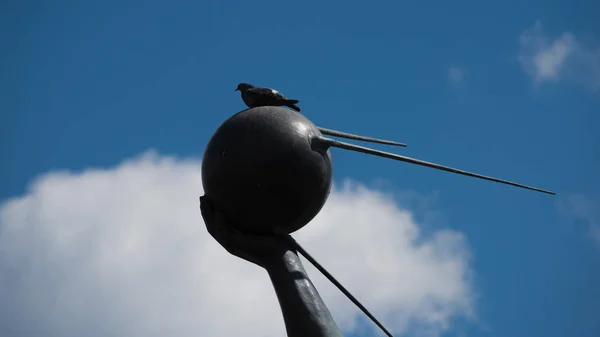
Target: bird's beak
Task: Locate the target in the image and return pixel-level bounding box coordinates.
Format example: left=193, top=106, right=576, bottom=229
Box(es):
left=234, top=88, right=239, bottom=91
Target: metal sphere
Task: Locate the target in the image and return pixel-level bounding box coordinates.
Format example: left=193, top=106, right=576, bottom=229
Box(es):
left=201, top=106, right=333, bottom=234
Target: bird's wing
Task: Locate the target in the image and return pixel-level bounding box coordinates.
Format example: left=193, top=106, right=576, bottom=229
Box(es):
left=247, top=87, right=287, bottom=100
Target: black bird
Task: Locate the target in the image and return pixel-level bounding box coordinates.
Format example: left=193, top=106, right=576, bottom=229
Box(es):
left=235, top=83, right=301, bottom=112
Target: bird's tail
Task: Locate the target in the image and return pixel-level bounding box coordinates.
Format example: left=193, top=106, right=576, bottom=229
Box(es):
left=285, top=99, right=301, bottom=112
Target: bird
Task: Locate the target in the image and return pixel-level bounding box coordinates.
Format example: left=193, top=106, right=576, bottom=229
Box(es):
left=235, top=83, right=301, bottom=112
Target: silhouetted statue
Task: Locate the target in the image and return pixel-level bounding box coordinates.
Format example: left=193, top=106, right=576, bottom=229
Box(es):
left=200, top=106, right=555, bottom=337
left=200, top=196, right=344, bottom=337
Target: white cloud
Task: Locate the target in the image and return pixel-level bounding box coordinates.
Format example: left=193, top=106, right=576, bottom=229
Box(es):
left=0, top=151, right=475, bottom=337
left=518, top=20, right=600, bottom=90
left=448, top=67, right=464, bottom=83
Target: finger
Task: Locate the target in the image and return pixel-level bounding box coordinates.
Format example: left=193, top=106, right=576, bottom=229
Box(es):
left=227, top=227, right=286, bottom=253
left=199, top=196, right=220, bottom=239
left=198, top=196, right=252, bottom=259
left=199, top=196, right=213, bottom=218
left=223, top=227, right=271, bottom=262
left=201, top=200, right=239, bottom=248
left=199, top=197, right=212, bottom=225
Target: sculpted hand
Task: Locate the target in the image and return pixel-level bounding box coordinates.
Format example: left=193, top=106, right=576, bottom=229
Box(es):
left=199, top=195, right=295, bottom=268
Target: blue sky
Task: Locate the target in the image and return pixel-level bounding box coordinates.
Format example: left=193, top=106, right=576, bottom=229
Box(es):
left=1, top=1, right=599, bottom=337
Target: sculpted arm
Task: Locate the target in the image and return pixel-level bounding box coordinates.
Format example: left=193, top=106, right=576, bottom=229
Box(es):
left=200, top=196, right=343, bottom=337
left=266, top=249, right=344, bottom=337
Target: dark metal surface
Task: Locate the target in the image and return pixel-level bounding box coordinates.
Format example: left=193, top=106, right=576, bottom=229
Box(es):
left=202, top=106, right=333, bottom=234
left=201, top=104, right=555, bottom=337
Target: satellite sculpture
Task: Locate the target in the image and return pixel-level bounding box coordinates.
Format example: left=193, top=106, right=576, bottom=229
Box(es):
left=200, top=83, right=555, bottom=337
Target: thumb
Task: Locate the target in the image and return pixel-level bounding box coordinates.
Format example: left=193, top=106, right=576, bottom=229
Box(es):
left=199, top=195, right=237, bottom=247
left=199, top=195, right=220, bottom=238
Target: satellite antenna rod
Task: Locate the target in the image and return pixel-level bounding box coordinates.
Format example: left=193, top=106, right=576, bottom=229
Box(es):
left=312, top=136, right=555, bottom=195
left=317, top=127, right=407, bottom=147
left=285, top=235, right=395, bottom=337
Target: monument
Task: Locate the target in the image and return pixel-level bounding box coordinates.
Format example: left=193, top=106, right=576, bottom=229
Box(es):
left=200, top=106, right=555, bottom=337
